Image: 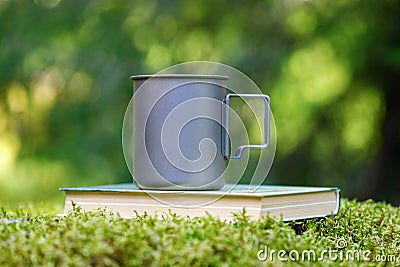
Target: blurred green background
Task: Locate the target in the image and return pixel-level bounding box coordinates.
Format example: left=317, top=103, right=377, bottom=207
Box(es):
left=0, top=0, right=399, bottom=205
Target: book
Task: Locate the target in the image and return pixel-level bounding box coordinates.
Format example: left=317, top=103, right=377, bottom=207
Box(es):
left=60, top=183, right=340, bottom=221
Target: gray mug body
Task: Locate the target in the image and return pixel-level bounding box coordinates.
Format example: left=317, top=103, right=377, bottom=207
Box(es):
left=131, top=74, right=229, bottom=190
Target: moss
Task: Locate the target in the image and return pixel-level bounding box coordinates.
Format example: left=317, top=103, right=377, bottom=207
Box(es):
left=0, top=199, right=399, bottom=266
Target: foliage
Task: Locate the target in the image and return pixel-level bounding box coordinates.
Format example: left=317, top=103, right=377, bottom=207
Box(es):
left=0, top=0, right=399, bottom=204
left=0, top=199, right=399, bottom=266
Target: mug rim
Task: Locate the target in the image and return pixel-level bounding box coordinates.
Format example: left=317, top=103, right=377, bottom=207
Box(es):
left=130, top=74, right=229, bottom=80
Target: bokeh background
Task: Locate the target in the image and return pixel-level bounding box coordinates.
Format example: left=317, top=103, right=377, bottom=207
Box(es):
left=0, top=0, right=399, bottom=205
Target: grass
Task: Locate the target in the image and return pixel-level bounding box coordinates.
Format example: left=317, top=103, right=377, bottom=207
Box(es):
left=0, top=199, right=399, bottom=266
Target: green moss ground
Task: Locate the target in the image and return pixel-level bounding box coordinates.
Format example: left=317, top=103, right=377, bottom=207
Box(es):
left=0, top=199, right=399, bottom=266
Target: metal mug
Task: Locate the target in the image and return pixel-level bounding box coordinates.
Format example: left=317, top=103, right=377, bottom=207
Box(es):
left=130, top=74, right=270, bottom=190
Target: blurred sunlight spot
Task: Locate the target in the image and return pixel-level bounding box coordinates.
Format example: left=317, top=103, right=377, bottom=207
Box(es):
left=272, top=40, right=351, bottom=156
left=31, top=68, right=65, bottom=110
left=131, top=26, right=156, bottom=53
left=286, top=7, right=317, bottom=36
left=182, top=30, right=215, bottom=60
left=7, top=81, right=28, bottom=114
left=145, top=44, right=171, bottom=71
left=0, top=133, right=20, bottom=175
left=270, top=79, right=314, bottom=156
left=34, top=0, right=62, bottom=9
left=340, top=86, right=384, bottom=154
left=288, top=39, right=350, bottom=105
left=123, top=1, right=156, bottom=29
left=66, top=71, right=93, bottom=102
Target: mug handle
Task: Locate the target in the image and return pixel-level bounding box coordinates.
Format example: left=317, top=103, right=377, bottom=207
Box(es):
left=222, top=93, right=270, bottom=160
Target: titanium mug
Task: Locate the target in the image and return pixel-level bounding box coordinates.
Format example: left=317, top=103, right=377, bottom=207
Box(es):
left=130, top=74, right=270, bottom=190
